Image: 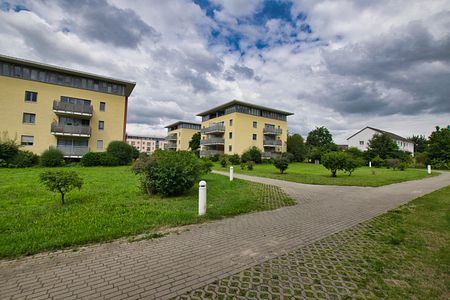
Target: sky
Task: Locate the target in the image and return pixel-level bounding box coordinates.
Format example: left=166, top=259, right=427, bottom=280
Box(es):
left=1, top=0, right=449, bottom=143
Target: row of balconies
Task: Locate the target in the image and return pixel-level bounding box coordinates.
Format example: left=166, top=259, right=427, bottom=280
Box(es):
left=199, top=149, right=282, bottom=158
left=200, top=138, right=282, bottom=147
left=200, top=124, right=282, bottom=135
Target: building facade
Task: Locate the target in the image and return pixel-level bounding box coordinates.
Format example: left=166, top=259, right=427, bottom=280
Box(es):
left=0, top=54, right=135, bottom=158
left=197, top=100, right=293, bottom=158
left=347, top=126, right=414, bottom=154
left=126, top=134, right=166, bottom=154
left=164, top=121, right=201, bottom=151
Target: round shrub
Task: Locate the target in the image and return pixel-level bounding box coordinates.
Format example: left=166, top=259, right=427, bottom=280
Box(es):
left=241, top=146, right=262, bottom=164
left=81, top=152, right=102, bottom=166
left=274, top=157, right=289, bottom=174
left=8, top=150, right=39, bottom=168
left=321, top=151, right=348, bottom=177
left=40, top=148, right=65, bottom=167
left=107, top=141, right=135, bottom=165
left=0, top=140, right=19, bottom=163
left=228, top=154, right=241, bottom=165
left=246, top=160, right=255, bottom=170
left=99, top=152, right=120, bottom=166
left=132, top=150, right=203, bottom=197
left=219, top=155, right=228, bottom=167
left=371, top=155, right=384, bottom=168
left=282, top=152, right=295, bottom=163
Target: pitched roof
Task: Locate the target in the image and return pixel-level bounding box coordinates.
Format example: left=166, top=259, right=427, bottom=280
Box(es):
left=347, top=126, right=412, bottom=142
left=196, top=99, right=294, bottom=117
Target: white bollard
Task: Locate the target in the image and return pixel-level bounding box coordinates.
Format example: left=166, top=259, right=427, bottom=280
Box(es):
left=229, top=166, right=234, bottom=181
left=369, top=161, right=372, bottom=168
left=427, top=165, right=431, bottom=175
left=198, top=180, right=207, bottom=216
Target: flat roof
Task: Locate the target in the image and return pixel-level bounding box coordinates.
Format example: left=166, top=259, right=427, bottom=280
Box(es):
left=0, top=54, right=136, bottom=97
left=164, top=121, right=201, bottom=128
left=196, top=100, right=294, bottom=116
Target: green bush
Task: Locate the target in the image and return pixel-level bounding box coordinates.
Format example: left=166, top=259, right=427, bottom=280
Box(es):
left=430, top=159, right=450, bottom=170
left=385, top=158, right=401, bottom=170
left=241, top=146, right=262, bottom=164
left=240, top=162, right=246, bottom=170
left=228, top=154, right=241, bottom=165
left=40, top=170, right=83, bottom=205
left=8, top=150, right=39, bottom=168
left=246, top=161, right=255, bottom=170
left=274, top=157, right=289, bottom=174
left=282, top=152, right=295, bottom=163
left=322, top=151, right=348, bottom=177
left=131, top=147, right=140, bottom=160
left=132, top=150, right=203, bottom=197
left=106, top=141, right=135, bottom=165
left=199, top=158, right=213, bottom=174
left=0, top=140, right=19, bottom=163
left=371, top=155, right=384, bottom=168
left=220, top=155, right=228, bottom=167
left=99, top=152, right=121, bottom=166
left=81, top=152, right=120, bottom=166
left=40, top=148, right=65, bottom=167
left=210, top=154, right=220, bottom=162
left=343, top=157, right=362, bottom=176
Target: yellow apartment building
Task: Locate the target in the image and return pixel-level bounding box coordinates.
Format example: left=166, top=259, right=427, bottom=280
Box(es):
left=164, top=121, right=201, bottom=151
left=125, top=134, right=166, bottom=154
left=197, top=100, right=293, bottom=158
left=0, top=54, right=135, bottom=158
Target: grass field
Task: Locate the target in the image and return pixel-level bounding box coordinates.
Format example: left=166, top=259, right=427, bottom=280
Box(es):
left=214, top=162, right=435, bottom=186
left=0, top=166, right=294, bottom=258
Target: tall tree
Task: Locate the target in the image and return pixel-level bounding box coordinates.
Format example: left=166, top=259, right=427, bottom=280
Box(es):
left=367, top=133, right=399, bottom=159
left=427, top=126, right=450, bottom=161
left=306, top=126, right=333, bottom=147
left=287, top=133, right=306, bottom=162
left=408, top=135, right=428, bottom=153
left=189, top=132, right=201, bottom=152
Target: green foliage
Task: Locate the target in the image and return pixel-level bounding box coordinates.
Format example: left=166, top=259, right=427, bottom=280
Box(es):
left=306, top=126, right=333, bottom=147
left=219, top=155, right=228, bottom=167
left=409, top=135, right=428, bottom=153
left=189, top=132, right=201, bottom=152
left=40, top=147, right=65, bottom=167
left=132, top=150, right=202, bottom=197
left=274, top=157, right=289, bottom=174
left=385, top=159, right=401, bottom=170
left=210, top=154, right=220, bottom=162
left=8, top=150, right=39, bottom=168
left=246, top=161, right=255, bottom=170
left=131, top=147, right=140, bottom=160
left=371, top=155, right=385, bottom=168
left=0, top=140, right=19, bottom=163
left=430, top=159, right=450, bottom=170
left=39, top=170, right=83, bottom=205
left=427, top=126, right=450, bottom=163
left=199, top=158, right=213, bottom=174
left=240, top=162, right=246, bottom=170
left=346, top=147, right=365, bottom=160
left=106, top=141, right=135, bottom=165
left=81, top=152, right=120, bottom=167
left=343, top=157, right=362, bottom=176
left=241, top=146, right=262, bottom=164
left=367, top=133, right=399, bottom=159
left=228, top=154, right=241, bottom=165
left=321, top=151, right=349, bottom=177
left=287, top=133, right=306, bottom=162
left=282, top=152, right=295, bottom=163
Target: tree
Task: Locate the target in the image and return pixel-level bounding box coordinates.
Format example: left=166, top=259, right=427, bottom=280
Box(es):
left=321, top=151, right=348, bottom=177
left=241, top=146, right=262, bottom=163
left=409, top=135, right=428, bottom=153
left=40, top=171, right=83, bottom=205
left=427, top=126, right=450, bottom=162
left=306, top=126, right=333, bottom=147
left=367, top=133, right=399, bottom=159
left=343, top=157, right=361, bottom=176
left=274, top=157, right=289, bottom=174
left=287, top=134, right=306, bottom=162
left=189, top=132, right=201, bottom=152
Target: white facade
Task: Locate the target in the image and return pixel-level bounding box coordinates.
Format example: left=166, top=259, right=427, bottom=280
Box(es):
left=347, top=127, right=414, bottom=155
left=126, top=135, right=166, bottom=154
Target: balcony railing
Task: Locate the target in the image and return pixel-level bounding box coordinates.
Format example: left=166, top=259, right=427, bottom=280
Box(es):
left=263, top=139, right=282, bottom=147
left=57, top=146, right=89, bottom=157
left=51, top=123, right=91, bottom=137
left=263, top=152, right=282, bottom=159
left=201, top=124, right=225, bottom=134
left=164, top=142, right=177, bottom=149
left=200, top=150, right=224, bottom=157
left=200, top=137, right=225, bottom=145
left=263, top=127, right=282, bottom=135
left=165, top=134, right=177, bottom=141
left=53, top=101, right=93, bottom=117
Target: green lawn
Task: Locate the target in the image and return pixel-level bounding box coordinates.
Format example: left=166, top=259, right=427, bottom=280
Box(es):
left=0, top=166, right=294, bottom=258
left=214, top=162, right=435, bottom=186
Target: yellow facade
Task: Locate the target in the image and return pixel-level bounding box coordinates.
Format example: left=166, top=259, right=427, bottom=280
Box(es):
left=0, top=56, right=135, bottom=157
left=166, top=128, right=199, bottom=151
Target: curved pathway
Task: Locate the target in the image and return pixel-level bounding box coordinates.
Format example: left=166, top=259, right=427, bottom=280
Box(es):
left=1, top=171, right=449, bottom=300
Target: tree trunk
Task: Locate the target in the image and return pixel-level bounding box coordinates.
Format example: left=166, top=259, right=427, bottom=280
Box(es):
left=61, top=192, right=65, bottom=205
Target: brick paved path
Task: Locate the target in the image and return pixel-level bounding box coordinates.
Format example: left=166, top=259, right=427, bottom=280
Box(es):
left=1, top=171, right=449, bottom=300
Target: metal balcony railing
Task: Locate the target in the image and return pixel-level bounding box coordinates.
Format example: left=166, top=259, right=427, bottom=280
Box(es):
left=51, top=123, right=91, bottom=136
left=263, top=152, right=282, bottom=159
left=200, top=137, right=225, bottom=145
left=165, top=134, right=177, bottom=141
left=263, top=139, right=282, bottom=147
left=200, top=150, right=224, bottom=157
left=57, top=146, right=89, bottom=157
left=263, top=127, right=282, bottom=135
left=164, top=142, right=177, bottom=149
left=53, top=100, right=93, bottom=117
left=200, top=124, right=225, bottom=134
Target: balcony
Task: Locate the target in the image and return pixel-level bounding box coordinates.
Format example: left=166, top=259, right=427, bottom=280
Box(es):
left=53, top=101, right=93, bottom=118
left=51, top=123, right=91, bottom=137
left=165, top=134, right=177, bottom=141
left=263, top=139, right=282, bottom=147
left=200, top=137, right=225, bottom=146
left=200, top=149, right=224, bottom=157
left=57, top=145, right=89, bottom=158
left=201, top=124, right=225, bottom=134
left=263, top=127, right=282, bottom=135
left=263, top=152, right=282, bottom=159
left=164, top=142, right=177, bottom=149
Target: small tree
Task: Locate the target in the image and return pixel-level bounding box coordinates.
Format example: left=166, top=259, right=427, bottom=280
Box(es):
left=343, top=157, right=361, bottom=176
left=321, top=151, right=347, bottom=177
left=367, top=133, right=399, bottom=159
left=189, top=132, right=201, bottom=152
left=40, top=171, right=83, bottom=205
left=274, top=157, right=289, bottom=174
left=241, top=146, right=262, bottom=163
left=287, top=133, right=306, bottom=162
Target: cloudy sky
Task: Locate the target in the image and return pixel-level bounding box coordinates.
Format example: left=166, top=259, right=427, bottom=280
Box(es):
left=1, top=0, right=449, bottom=143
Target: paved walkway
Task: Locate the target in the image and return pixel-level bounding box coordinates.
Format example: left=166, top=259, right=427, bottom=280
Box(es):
left=1, top=171, right=449, bottom=300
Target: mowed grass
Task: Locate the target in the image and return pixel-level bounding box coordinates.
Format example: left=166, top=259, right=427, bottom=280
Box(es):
left=214, top=162, right=435, bottom=186
left=0, top=166, right=294, bottom=258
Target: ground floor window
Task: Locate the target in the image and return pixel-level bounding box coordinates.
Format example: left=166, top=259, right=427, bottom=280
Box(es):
left=20, top=135, right=33, bottom=146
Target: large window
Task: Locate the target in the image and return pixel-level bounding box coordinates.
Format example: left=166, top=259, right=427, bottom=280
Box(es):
left=24, top=91, right=37, bottom=102
left=21, top=135, right=33, bottom=146
left=23, top=113, right=36, bottom=124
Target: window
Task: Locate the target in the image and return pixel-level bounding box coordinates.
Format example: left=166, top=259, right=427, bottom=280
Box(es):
left=100, top=102, right=106, bottom=112
left=21, top=135, right=33, bottom=146
left=24, top=91, right=37, bottom=102
left=229, top=119, right=233, bottom=126
left=97, top=140, right=103, bottom=149
left=253, top=121, right=257, bottom=128
left=229, top=132, right=232, bottom=139
left=98, top=121, right=104, bottom=130
left=253, top=134, right=257, bottom=140
left=359, top=141, right=364, bottom=145
left=229, top=145, right=232, bottom=152
left=23, top=113, right=36, bottom=124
